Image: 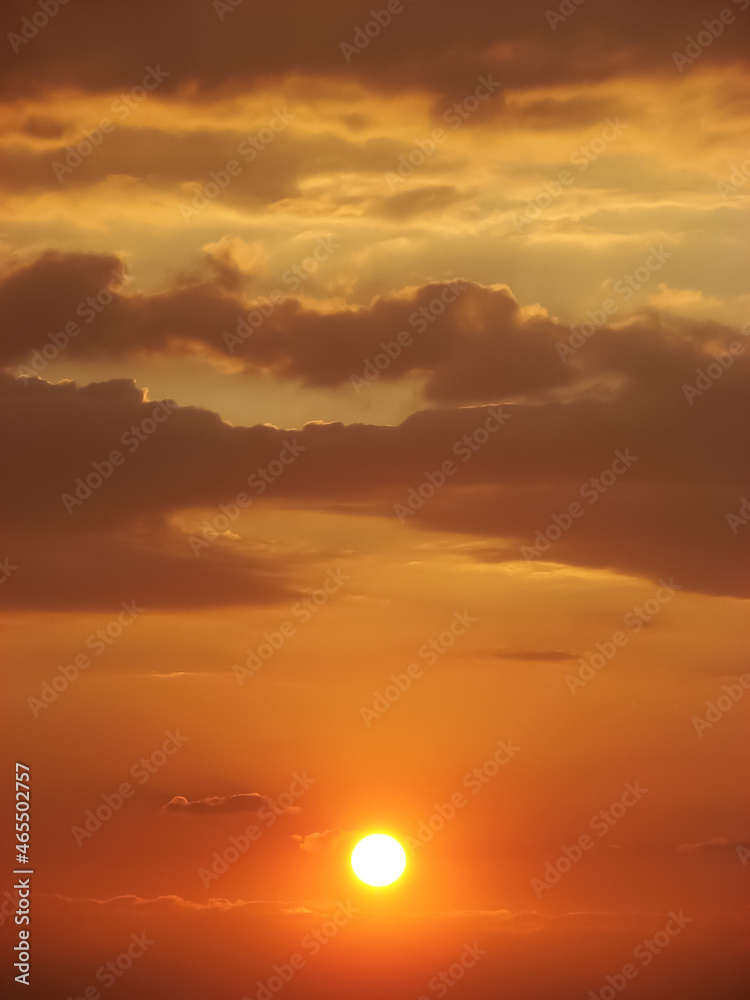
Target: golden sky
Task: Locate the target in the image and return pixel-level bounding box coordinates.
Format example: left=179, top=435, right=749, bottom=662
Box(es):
left=1, top=1, right=749, bottom=998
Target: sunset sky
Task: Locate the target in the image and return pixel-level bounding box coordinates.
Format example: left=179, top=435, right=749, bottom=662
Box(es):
left=1, top=1, right=749, bottom=998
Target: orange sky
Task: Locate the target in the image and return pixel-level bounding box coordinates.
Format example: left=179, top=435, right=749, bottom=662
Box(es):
left=1, top=2, right=749, bottom=998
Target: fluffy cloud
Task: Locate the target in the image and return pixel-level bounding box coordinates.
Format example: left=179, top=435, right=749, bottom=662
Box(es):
left=292, top=828, right=354, bottom=853
left=6, top=250, right=747, bottom=404
left=0, top=252, right=577, bottom=402
left=163, top=793, right=273, bottom=815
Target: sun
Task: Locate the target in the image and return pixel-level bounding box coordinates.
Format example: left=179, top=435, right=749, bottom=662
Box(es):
left=351, top=834, right=406, bottom=887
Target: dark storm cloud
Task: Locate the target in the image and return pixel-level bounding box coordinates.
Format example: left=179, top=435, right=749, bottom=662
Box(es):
left=0, top=527, right=297, bottom=612
left=1, top=0, right=747, bottom=100
left=1, top=329, right=747, bottom=606
left=5, top=251, right=747, bottom=410
left=0, top=252, right=579, bottom=401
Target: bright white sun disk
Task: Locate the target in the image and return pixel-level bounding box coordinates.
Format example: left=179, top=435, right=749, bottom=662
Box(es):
left=351, top=834, right=406, bottom=887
